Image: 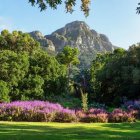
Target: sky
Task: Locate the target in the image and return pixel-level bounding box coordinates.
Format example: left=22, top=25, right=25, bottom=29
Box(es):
left=0, top=0, right=140, bottom=49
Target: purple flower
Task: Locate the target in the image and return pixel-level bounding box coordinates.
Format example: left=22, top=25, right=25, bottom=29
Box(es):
left=0, top=100, right=77, bottom=122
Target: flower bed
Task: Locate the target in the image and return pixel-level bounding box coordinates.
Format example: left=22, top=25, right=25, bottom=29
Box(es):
left=76, top=109, right=108, bottom=123
left=0, top=101, right=77, bottom=122
left=0, top=101, right=137, bottom=123
left=108, top=109, right=136, bottom=123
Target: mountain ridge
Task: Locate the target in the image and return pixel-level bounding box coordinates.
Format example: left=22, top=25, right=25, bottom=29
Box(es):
left=29, top=21, right=116, bottom=67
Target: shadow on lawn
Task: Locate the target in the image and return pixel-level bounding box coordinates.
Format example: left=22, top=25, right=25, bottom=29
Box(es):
left=0, top=122, right=140, bottom=140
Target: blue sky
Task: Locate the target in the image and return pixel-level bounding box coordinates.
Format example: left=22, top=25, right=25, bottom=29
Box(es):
left=0, top=0, right=140, bottom=49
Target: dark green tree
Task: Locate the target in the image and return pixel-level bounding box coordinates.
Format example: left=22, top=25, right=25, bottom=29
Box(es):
left=90, top=48, right=127, bottom=106
left=0, top=50, right=29, bottom=100
left=30, top=50, right=67, bottom=97
left=19, top=75, right=44, bottom=100
left=0, top=50, right=29, bottom=87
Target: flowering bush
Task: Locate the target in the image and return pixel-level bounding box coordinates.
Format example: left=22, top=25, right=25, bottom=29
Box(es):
left=76, top=108, right=108, bottom=123
left=0, top=101, right=137, bottom=123
left=108, top=109, right=136, bottom=123
left=128, top=109, right=139, bottom=119
left=0, top=101, right=77, bottom=122
left=54, top=109, right=77, bottom=122
left=122, top=100, right=140, bottom=119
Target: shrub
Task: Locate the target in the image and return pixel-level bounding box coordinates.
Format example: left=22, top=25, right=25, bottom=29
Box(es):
left=108, top=109, right=135, bottom=123
left=0, top=101, right=137, bottom=123
left=76, top=108, right=108, bottom=123
left=128, top=109, right=139, bottom=119
left=0, top=101, right=77, bottom=122
left=54, top=109, right=77, bottom=122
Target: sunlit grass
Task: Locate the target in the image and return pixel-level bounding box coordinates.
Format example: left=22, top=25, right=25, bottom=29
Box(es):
left=0, top=121, right=140, bottom=140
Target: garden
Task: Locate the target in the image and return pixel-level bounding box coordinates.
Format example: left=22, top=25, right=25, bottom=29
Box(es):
left=0, top=30, right=140, bottom=139
left=0, top=100, right=139, bottom=123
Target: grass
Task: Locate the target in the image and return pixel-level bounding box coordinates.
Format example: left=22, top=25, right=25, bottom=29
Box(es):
left=0, top=121, right=140, bottom=140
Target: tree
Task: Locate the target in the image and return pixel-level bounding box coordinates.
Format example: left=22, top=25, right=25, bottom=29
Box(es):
left=29, top=50, right=67, bottom=97
left=0, top=50, right=29, bottom=100
left=29, top=0, right=90, bottom=16
left=0, top=50, right=29, bottom=87
left=57, top=46, right=79, bottom=77
left=19, top=75, right=44, bottom=100
left=29, top=1, right=140, bottom=16
left=90, top=46, right=140, bottom=106
left=56, top=46, right=79, bottom=93
left=0, top=80, right=10, bottom=102
left=90, top=48, right=127, bottom=106
left=0, top=30, right=40, bottom=53
left=137, top=3, right=140, bottom=14
left=0, top=29, right=68, bottom=101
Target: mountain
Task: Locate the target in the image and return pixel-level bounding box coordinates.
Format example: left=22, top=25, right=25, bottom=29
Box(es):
left=29, top=21, right=116, bottom=68
left=45, top=21, right=114, bottom=52
left=29, top=31, right=55, bottom=52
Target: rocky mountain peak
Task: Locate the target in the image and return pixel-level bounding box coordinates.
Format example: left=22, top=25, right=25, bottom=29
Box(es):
left=29, top=31, right=44, bottom=39
left=29, top=31, right=55, bottom=52
left=29, top=21, right=116, bottom=68
left=65, top=21, right=90, bottom=30
left=45, top=21, right=115, bottom=53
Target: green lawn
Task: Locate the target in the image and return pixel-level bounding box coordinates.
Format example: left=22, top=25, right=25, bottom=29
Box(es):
left=0, top=121, right=140, bottom=140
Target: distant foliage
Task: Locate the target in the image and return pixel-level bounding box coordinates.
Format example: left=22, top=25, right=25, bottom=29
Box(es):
left=90, top=46, right=140, bottom=106
left=56, top=46, right=79, bottom=67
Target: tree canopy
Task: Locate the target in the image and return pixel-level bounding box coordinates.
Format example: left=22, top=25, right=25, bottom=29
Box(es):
left=0, top=30, right=67, bottom=102
left=29, top=0, right=90, bottom=16
left=137, top=3, right=140, bottom=14
left=28, top=0, right=140, bottom=16
left=0, top=30, right=39, bottom=53
left=90, top=46, right=140, bottom=106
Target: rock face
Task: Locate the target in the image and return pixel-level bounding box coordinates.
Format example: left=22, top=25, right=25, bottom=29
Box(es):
left=29, top=21, right=116, bottom=68
left=45, top=21, right=114, bottom=53
left=29, top=31, right=55, bottom=52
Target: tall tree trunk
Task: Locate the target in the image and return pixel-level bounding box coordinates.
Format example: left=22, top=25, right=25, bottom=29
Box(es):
left=67, top=63, right=71, bottom=94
